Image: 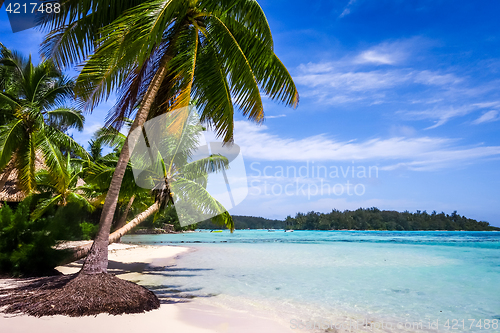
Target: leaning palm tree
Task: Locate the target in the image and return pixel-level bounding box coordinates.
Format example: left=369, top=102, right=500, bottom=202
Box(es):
left=112, top=107, right=234, bottom=236
left=75, top=0, right=299, bottom=276
left=80, top=124, right=147, bottom=226
left=77, top=0, right=298, bottom=273
left=0, top=44, right=88, bottom=194
left=67, top=108, right=234, bottom=263
left=29, top=0, right=298, bottom=316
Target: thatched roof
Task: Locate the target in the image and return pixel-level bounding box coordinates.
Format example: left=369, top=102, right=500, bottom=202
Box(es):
left=0, top=168, right=26, bottom=202
left=0, top=153, right=45, bottom=202
left=0, top=155, right=88, bottom=203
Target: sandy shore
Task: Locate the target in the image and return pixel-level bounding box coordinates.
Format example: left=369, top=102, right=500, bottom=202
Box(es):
left=0, top=243, right=294, bottom=333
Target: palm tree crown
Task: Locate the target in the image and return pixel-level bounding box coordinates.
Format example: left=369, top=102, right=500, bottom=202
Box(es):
left=0, top=44, right=87, bottom=193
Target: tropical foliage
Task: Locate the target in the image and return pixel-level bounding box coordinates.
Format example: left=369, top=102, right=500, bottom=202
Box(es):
left=0, top=198, right=68, bottom=277
left=39, top=0, right=299, bottom=275
left=0, top=2, right=298, bottom=305
left=282, top=209, right=499, bottom=231
left=197, top=210, right=500, bottom=231
left=0, top=43, right=87, bottom=193
left=32, top=153, right=94, bottom=219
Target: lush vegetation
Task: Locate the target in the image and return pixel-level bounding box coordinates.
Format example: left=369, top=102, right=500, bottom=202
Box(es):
left=39, top=0, right=298, bottom=277
left=0, top=41, right=243, bottom=276
left=283, top=208, right=499, bottom=231
left=0, top=199, right=68, bottom=277
left=198, top=215, right=284, bottom=230
left=0, top=0, right=301, bottom=317
left=197, top=209, right=498, bottom=231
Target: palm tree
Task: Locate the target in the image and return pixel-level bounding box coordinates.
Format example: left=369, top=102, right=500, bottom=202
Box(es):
left=80, top=124, right=147, bottom=225
left=41, top=0, right=298, bottom=276
left=32, top=153, right=94, bottom=219
left=67, top=108, right=234, bottom=263
left=0, top=44, right=88, bottom=194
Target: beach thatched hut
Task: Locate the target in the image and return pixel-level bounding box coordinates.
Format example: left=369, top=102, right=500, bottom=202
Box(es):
left=0, top=153, right=46, bottom=204
left=0, top=168, right=26, bottom=203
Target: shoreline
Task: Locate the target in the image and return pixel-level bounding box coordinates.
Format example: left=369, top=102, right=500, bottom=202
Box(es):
left=0, top=243, right=294, bottom=333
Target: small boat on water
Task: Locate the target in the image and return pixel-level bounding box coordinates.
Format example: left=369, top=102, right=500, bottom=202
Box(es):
left=285, top=230, right=294, bottom=232
left=268, top=229, right=275, bottom=232
left=211, top=230, right=223, bottom=233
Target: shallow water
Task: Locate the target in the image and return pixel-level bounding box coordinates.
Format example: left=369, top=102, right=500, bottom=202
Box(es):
left=123, top=230, right=500, bottom=332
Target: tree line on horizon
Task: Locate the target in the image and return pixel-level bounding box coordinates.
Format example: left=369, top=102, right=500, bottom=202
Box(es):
left=197, top=208, right=499, bottom=231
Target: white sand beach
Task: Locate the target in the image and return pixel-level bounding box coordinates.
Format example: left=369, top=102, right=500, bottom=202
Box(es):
left=0, top=244, right=294, bottom=333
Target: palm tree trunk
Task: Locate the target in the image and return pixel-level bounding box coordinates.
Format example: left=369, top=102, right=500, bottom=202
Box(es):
left=61, top=202, right=160, bottom=265
left=114, top=195, right=136, bottom=232
left=109, top=202, right=159, bottom=244
left=81, top=53, right=174, bottom=275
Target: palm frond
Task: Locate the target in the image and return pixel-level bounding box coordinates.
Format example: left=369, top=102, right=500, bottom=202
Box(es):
left=31, top=194, right=62, bottom=219
left=38, top=0, right=146, bottom=68
left=0, top=119, right=25, bottom=170
left=16, top=133, right=37, bottom=192
left=47, top=107, right=85, bottom=131
left=92, top=126, right=126, bottom=150
left=67, top=192, right=95, bottom=213
left=221, top=15, right=299, bottom=107
left=205, top=15, right=263, bottom=120
left=181, top=154, right=230, bottom=181
left=172, top=178, right=234, bottom=232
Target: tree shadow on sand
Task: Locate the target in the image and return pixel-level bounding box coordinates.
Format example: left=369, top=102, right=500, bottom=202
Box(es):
left=0, top=261, right=215, bottom=316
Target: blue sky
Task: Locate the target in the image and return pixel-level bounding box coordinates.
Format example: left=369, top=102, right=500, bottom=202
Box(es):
left=1, top=0, right=500, bottom=226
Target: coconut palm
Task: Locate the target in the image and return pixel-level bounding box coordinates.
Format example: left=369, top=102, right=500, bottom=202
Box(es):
left=32, top=153, right=94, bottom=219
left=82, top=124, right=151, bottom=229
left=119, top=107, right=234, bottom=231
left=0, top=44, right=88, bottom=194
left=67, top=108, right=233, bottom=262
left=68, top=0, right=298, bottom=275
left=39, top=0, right=149, bottom=69
left=100, top=107, right=234, bottom=231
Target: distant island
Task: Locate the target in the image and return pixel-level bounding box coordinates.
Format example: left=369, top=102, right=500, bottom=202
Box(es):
left=197, top=208, right=500, bottom=231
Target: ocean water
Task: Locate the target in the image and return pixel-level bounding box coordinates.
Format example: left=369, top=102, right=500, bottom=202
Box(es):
left=122, top=231, right=500, bottom=332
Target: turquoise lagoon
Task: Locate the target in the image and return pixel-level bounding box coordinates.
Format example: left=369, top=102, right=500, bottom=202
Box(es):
left=122, top=230, right=500, bottom=332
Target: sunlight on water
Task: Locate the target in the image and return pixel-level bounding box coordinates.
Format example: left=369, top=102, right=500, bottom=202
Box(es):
left=123, top=231, right=500, bottom=332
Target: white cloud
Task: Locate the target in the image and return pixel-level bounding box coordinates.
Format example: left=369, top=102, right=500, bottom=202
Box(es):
left=339, top=0, right=357, bottom=18
left=233, top=121, right=500, bottom=171
left=472, top=101, right=500, bottom=108
left=294, top=38, right=500, bottom=129
left=414, top=70, right=462, bottom=85
left=355, top=50, right=397, bottom=65
left=266, top=114, right=287, bottom=119
left=297, top=62, right=334, bottom=74
left=83, top=122, right=103, bottom=135
left=472, top=110, right=499, bottom=124
left=381, top=145, right=500, bottom=171
left=339, top=8, right=351, bottom=18
left=389, top=125, right=417, bottom=137
left=353, top=39, right=426, bottom=66
left=296, top=69, right=410, bottom=93
left=402, top=102, right=500, bottom=129
left=295, top=45, right=467, bottom=107
left=297, top=64, right=463, bottom=95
